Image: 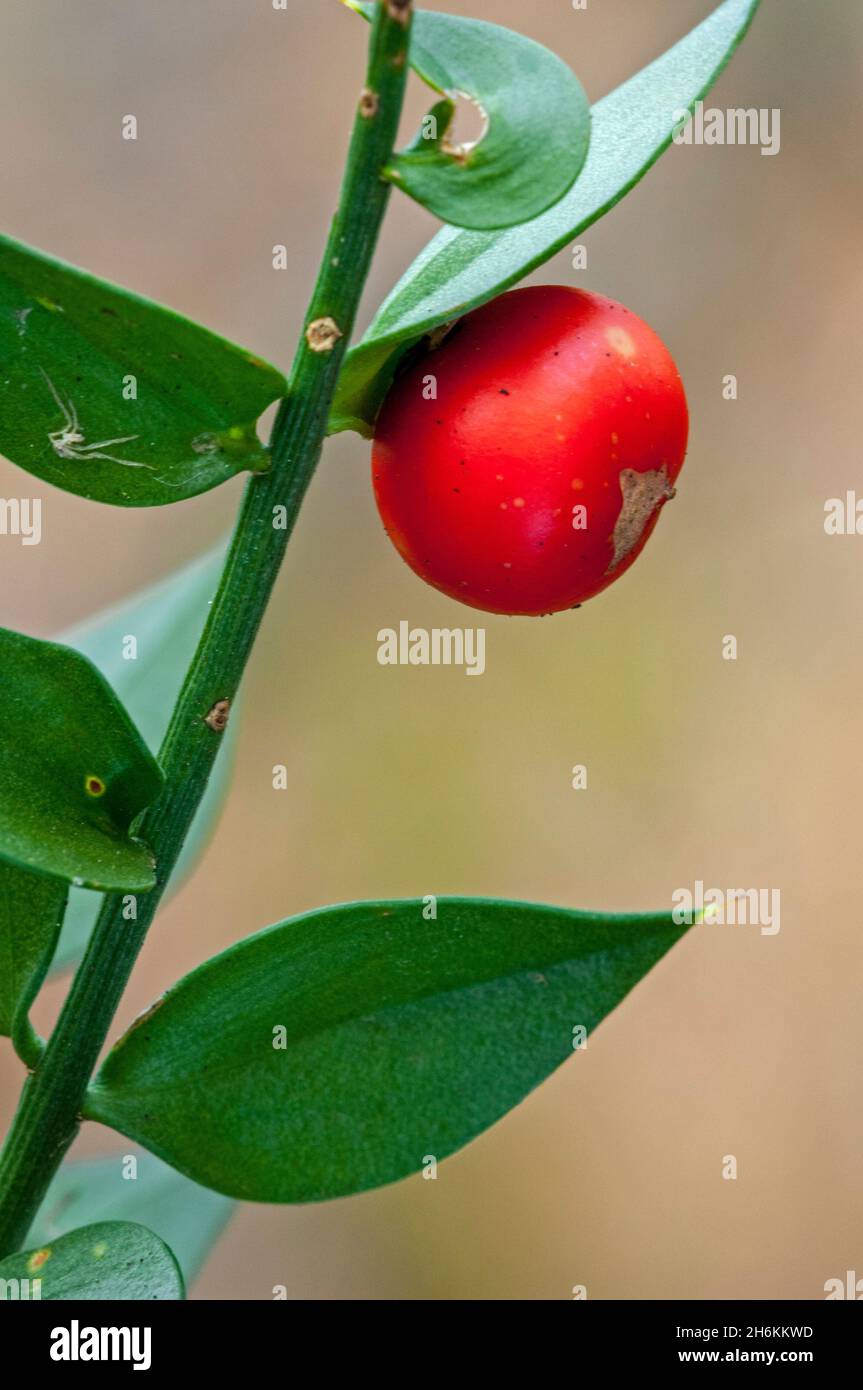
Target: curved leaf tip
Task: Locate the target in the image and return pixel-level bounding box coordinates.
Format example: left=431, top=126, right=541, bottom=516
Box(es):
left=352, top=2, right=591, bottom=231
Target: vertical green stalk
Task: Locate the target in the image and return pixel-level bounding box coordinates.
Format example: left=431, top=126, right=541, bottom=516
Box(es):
left=0, top=0, right=413, bottom=1257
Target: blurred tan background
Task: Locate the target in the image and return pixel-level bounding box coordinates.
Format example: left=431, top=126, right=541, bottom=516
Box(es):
left=1, top=0, right=861, bottom=1299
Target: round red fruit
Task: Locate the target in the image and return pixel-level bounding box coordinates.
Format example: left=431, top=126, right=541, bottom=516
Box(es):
left=371, top=285, right=689, bottom=616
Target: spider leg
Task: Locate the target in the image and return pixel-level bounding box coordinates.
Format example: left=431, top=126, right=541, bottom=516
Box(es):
left=77, top=448, right=154, bottom=470
left=79, top=435, right=140, bottom=451
left=38, top=367, right=75, bottom=432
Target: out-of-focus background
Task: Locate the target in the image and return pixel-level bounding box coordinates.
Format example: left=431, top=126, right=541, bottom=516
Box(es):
left=1, top=0, right=861, bottom=1299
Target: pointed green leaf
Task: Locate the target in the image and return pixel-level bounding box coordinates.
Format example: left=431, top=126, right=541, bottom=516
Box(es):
left=0, top=234, right=286, bottom=506
left=28, top=1151, right=233, bottom=1287
left=86, top=897, right=690, bottom=1203
left=50, top=549, right=236, bottom=974
left=331, top=0, right=762, bottom=435
left=350, top=3, right=590, bottom=231
left=0, top=1221, right=184, bottom=1300
left=0, top=627, right=163, bottom=891
left=0, top=863, right=67, bottom=1058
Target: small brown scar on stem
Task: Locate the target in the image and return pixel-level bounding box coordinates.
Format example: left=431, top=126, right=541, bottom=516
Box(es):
left=306, top=317, right=343, bottom=353
left=607, top=466, right=676, bottom=574
left=359, top=88, right=379, bottom=118
left=205, top=698, right=231, bottom=732
left=387, top=0, right=412, bottom=26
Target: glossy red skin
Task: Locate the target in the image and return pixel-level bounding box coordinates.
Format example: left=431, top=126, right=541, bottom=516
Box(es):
left=372, top=286, right=689, bottom=616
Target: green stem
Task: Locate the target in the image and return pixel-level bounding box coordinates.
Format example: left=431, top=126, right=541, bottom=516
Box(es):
left=0, top=0, right=412, bottom=1258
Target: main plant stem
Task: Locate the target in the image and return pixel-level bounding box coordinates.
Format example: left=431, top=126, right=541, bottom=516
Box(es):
left=0, top=0, right=412, bottom=1257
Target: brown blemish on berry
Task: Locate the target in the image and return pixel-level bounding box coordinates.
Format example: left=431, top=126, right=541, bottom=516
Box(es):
left=205, top=698, right=231, bottom=733
left=305, top=317, right=343, bottom=353
left=607, top=466, right=676, bottom=574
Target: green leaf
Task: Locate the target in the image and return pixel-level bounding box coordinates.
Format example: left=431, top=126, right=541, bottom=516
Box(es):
left=0, top=627, right=163, bottom=891
left=350, top=2, right=590, bottom=232
left=49, top=549, right=236, bottom=974
left=0, top=234, right=286, bottom=506
left=332, top=0, right=762, bottom=435
left=28, top=1151, right=233, bottom=1287
left=86, top=897, right=690, bottom=1203
left=0, top=1221, right=184, bottom=1300
left=0, top=864, right=67, bottom=1058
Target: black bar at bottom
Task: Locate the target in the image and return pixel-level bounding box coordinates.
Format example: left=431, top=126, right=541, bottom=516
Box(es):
left=3, top=1297, right=859, bottom=1373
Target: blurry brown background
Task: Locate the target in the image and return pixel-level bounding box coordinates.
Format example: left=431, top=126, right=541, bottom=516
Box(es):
left=1, top=0, right=861, bottom=1299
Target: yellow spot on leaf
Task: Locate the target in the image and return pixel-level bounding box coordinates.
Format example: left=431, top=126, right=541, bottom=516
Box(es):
left=28, top=1248, right=51, bottom=1272
left=84, top=775, right=106, bottom=798
left=91, top=1242, right=108, bottom=1259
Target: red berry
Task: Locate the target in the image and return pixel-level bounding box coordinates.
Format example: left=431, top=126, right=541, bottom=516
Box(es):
left=371, top=286, right=689, bottom=616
